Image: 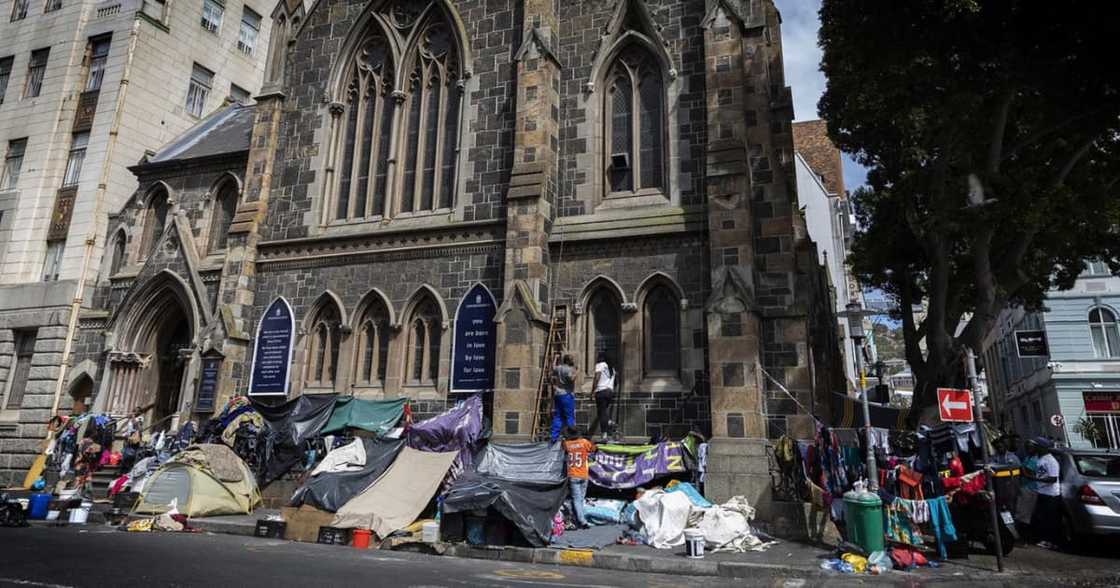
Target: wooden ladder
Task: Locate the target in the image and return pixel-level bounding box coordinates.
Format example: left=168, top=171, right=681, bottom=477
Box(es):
left=530, top=305, right=568, bottom=441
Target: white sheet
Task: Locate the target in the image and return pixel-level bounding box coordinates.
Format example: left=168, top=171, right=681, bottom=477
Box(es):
left=311, top=438, right=366, bottom=476
left=634, top=489, right=693, bottom=549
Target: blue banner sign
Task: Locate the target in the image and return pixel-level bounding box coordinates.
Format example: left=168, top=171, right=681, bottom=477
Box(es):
left=249, top=297, right=294, bottom=396
left=451, top=284, right=496, bottom=392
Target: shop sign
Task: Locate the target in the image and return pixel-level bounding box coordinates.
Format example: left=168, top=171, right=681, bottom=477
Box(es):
left=1015, top=330, right=1049, bottom=358
left=1084, top=391, right=1120, bottom=413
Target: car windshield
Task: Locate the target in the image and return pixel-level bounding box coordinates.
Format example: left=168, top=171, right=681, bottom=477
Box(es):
left=1073, top=454, right=1120, bottom=478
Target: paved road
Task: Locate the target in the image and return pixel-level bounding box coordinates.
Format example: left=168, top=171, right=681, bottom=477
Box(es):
left=1, top=525, right=1117, bottom=587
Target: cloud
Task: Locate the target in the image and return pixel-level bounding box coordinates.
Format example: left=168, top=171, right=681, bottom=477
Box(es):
left=773, top=0, right=869, bottom=190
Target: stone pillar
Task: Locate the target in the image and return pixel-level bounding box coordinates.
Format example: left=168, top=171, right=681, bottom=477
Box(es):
left=701, top=1, right=821, bottom=535
left=214, top=92, right=285, bottom=403
left=492, top=7, right=561, bottom=440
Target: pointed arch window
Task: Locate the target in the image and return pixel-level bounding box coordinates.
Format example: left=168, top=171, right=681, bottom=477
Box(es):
left=305, top=302, right=342, bottom=389
left=354, top=299, right=391, bottom=386
left=586, top=289, right=622, bottom=375
left=329, top=5, right=462, bottom=224
left=643, top=285, right=680, bottom=376
left=209, top=181, right=239, bottom=252
left=140, top=188, right=169, bottom=259
left=406, top=298, right=442, bottom=385
left=605, top=45, right=664, bottom=195
left=109, top=230, right=126, bottom=275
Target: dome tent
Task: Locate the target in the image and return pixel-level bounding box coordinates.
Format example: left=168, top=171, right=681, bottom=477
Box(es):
left=133, top=444, right=261, bottom=518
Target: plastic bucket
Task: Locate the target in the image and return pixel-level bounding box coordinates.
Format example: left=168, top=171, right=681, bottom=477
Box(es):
left=68, top=501, right=92, bottom=524
left=684, top=529, right=705, bottom=559
left=422, top=521, right=440, bottom=544
left=28, top=493, right=51, bottom=520
left=352, top=528, right=372, bottom=549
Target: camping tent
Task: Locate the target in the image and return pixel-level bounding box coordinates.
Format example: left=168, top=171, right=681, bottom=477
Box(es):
left=331, top=446, right=456, bottom=537
left=289, top=438, right=405, bottom=512
left=133, top=444, right=261, bottom=517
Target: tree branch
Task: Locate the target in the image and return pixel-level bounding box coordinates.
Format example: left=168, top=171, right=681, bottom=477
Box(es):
left=897, top=270, right=927, bottom=375
left=1054, top=136, right=1097, bottom=187
left=988, top=90, right=1014, bottom=174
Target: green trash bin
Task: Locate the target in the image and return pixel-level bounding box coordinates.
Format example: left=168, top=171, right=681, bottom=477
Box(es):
left=843, top=489, right=884, bottom=553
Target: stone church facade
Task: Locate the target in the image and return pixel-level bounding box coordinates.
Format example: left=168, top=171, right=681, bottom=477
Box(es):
left=4, top=0, right=846, bottom=514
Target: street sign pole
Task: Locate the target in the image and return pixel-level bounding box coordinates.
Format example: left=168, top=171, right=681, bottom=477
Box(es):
left=967, top=347, right=1004, bottom=572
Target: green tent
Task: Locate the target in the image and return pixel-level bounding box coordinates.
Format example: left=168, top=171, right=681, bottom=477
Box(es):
left=321, top=397, right=407, bottom=435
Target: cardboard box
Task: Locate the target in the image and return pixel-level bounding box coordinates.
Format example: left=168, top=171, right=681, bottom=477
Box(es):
left=281, top=505, right=336, bottom=543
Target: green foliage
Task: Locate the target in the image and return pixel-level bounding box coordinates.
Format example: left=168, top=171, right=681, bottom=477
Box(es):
left=819, top=0, right=1120, bottom=411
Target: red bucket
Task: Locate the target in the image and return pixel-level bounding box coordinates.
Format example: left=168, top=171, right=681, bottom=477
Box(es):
left=352, top=528, right=371, bottom=549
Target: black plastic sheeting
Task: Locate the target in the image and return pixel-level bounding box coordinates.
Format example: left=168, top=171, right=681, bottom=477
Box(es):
left=253, top=395, right=337, bottom=485
left=441, top=472, right=567, bottom=547
left=474, top=442, right=565, bottom=484
left=289, top=438, right=405, bottom=512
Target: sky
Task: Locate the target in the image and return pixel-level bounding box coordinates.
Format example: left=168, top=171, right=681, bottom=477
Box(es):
left=772, top=0, right=868, bottom=191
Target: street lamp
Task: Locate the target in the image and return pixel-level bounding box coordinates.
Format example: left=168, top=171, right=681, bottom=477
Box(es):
left=845, top=300, right=878, bottom=491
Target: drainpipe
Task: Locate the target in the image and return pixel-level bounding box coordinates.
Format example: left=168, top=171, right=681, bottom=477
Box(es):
left=46, top=15, right=142, bottom=438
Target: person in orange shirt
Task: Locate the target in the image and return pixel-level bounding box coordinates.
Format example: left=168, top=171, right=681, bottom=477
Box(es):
left=562, top=427, right=597, bottom=528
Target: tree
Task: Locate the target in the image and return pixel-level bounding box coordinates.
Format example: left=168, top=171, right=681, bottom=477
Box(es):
left=819, top=0, right=1120, bottom=417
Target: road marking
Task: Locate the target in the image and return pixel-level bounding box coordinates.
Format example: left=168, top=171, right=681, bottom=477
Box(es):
left=0, top=578, right=75, bottom=588
left=492, top=570, right=566, bottom=580
left=557, top=549, right=593, bottom=566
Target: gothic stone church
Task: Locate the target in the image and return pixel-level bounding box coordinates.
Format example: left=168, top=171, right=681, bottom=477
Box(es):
left=62, top=0, right=844, bottom=510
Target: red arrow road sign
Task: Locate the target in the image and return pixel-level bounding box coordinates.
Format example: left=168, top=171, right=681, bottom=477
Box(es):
left=938, top=388, right=973, bottom=422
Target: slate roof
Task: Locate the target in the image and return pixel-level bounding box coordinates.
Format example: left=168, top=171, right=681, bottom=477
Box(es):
left=146, top=103, right=256, bottom=164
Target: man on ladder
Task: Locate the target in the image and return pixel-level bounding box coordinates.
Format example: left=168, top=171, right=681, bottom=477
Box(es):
left=550, top=354, right=577, bottom=442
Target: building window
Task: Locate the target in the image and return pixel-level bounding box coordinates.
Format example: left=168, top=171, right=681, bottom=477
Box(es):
left=406, top=299, right=442, bottom=385
left=3, top=329, right=36, bottom=410
left=140, top=187, right=169, bottom=258
left=229, top=83, right=250, bottom=105
left=61, top=132, right=88, bottom=187
left=238, top=7, right=261, bottom=56
left=44, top=0, right=61, bottom=13
left=109, top=230, right=126, bottom=275
left=643, top=286, right=680, bottom=377
left=1090, top=307, right=1120, bottom=359
left=201, top=0, right=223, bottom=33
left=10, top=0, right=28, bottom=21
left=605, top=45, right=664, bottom=195
left=208, top=181, right=238, bottom=251
left=585, top=289, right=621, bottom=375
left=42, top=240, right=65, bottom=281
left=0, top=56, right=12, bottom=104
left=305, top=302, right=342, bottom=389
left=329, top=9, right=461, bottom=223
left=3, top=139, right=26, bottom=189
left=185, top=63, right=213, bottom=117
left=1086, top=260, right=1111, bottom=276
left=354, top=299, right=391, bottom=386
left=85, top=37, right=110, bottom=91
left=24, top=49, right=50, bottom=99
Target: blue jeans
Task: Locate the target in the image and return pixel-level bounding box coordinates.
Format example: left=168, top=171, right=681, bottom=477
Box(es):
left=569, top=478, right=589, bottom=526
left=551, top=392, right=575, bottom=441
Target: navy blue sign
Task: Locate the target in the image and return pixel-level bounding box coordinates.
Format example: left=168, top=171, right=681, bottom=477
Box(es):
left=451, top=284, right=497, bottom=392
left=195, top=355, right=222, bottom=412
left=249, top=297, right=294, bottom=396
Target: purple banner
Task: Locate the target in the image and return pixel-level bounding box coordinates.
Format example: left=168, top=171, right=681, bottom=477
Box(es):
left=589, top=442, right=688, bottom=489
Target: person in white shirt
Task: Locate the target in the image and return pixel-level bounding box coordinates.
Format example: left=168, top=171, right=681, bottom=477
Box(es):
left=1027, top=437, right=1062, bottom=549
left=590, top=352, right=616, bottom=441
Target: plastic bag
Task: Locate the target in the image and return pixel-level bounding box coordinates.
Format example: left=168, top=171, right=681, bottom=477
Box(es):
left=819, top=559, right=854, bottom=573
left=841, top=552, right=868, bottom=573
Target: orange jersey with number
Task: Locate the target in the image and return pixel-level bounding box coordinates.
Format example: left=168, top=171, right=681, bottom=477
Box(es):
left=563, top=439, right=596, bottom=479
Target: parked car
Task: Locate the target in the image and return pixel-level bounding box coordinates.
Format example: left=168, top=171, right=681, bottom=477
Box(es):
left=1052, top=448, right=1120, bottom=546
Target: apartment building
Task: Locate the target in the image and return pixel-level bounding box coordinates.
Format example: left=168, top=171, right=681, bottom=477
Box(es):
left=0, top=0, right=271, bottom=468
